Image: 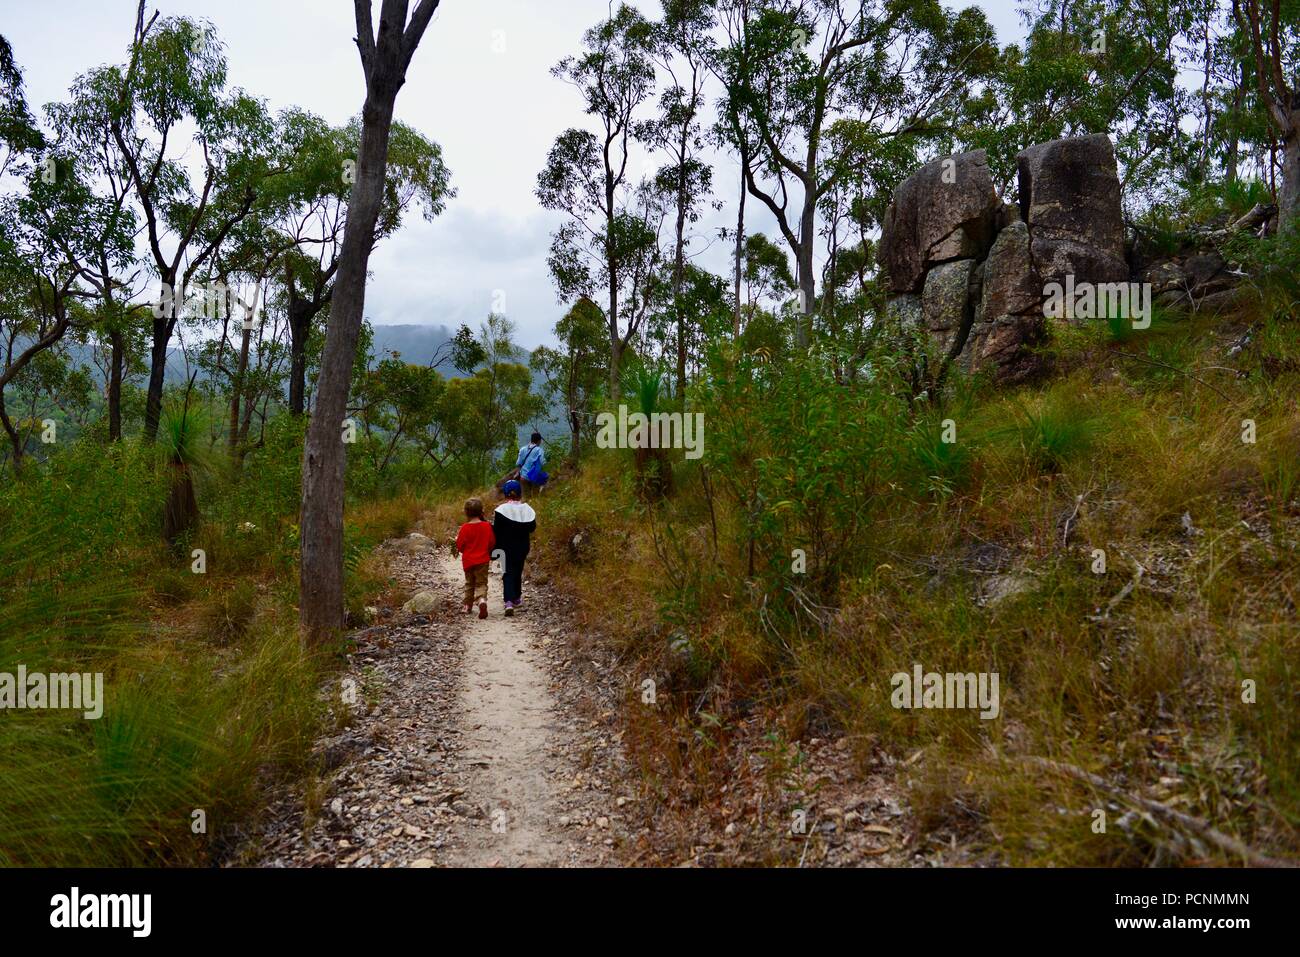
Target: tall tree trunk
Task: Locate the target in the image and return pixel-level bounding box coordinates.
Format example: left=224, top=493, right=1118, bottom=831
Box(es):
left=1281, top=116, right=1299, bottom=231
left=567, top=363, right=580, bottom=461
left=733, top=165, right=745, bottom=339
left=229, top=324, right=251, bottom=452
left=605, top=140, right=620, bottom=400
left=609, top=331, right=622, bottom=401
left=142, top=276, right=176, bottom=444
left=607, top=278, right=620, bottom=400
left=0, top=390, right=22, bottom=473
left=796, top=191, right=816, bottom=349
left=288, top=299, right=311, bottom=416
left=143, top=329, right=168, bottom=443
left=108, top=328, right=124, bottom=442
left=299, top=0, right=438, bottom=643
left=673, top=137, right=688, bottom=399
left=1226, top=60, right=1247, bottom=184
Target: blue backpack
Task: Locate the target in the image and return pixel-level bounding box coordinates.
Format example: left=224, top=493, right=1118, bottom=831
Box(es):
left=520, top=445, right=545, bottom=483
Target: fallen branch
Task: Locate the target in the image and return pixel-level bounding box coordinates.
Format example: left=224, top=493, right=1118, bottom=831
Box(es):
left=1024, top=756, right=1294, bottom=868
left=1112, top=350, right=1232, bottom=400
left=1061, top=489, right=1089, bottom=547
left=1089, top=550, right=1145, bottom=621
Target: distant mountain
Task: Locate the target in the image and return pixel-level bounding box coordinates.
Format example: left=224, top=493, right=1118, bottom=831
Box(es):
left=34, top=323, right=563, bottom=444
left=369, top=323, right=455, bottom=367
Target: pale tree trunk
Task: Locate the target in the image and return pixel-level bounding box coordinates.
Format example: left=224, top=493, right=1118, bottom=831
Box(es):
left=299, top=0, right=440, bottom=643
left=673, top=191, right=687, bottom=398
left=796, top=189, right=816, bottom=349
left=1234, top=1, right=1299, bottom=230
left=672, top=117, right=691, bottom=398
left=1281, top=116, right=1299, bottom=231
left=733, top=165, right=745, bottom=338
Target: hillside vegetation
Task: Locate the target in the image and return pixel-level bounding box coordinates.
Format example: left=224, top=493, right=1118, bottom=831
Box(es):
left=531, top=279, right=1300, bottom=866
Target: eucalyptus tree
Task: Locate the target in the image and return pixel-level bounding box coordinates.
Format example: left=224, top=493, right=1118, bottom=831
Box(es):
left=1233, top=0, right=1300, bottom=226
left=968, top=0, right=1189, bottom=206
left=715, top=0, right=999, bottom=347
left=437, top=314, right=545, bottom=481
left=645, top=0, right=716, bottom=396
left=105, top=9, right=278, bottom=443
left=741, top=232, right=795, bottom=314
left=0, top=34, right=42, bottom=180
left=299, top=0, right=443, bottom=643
left=44, top=64, right=149, bottom=441
left=268, top=109, right=451, bottom=416
left=193, top=218, right=288, bottom=459
left=0, top=156, right=132, bottom=469
left=538, top=3, right=659, bottom=398
left=531, top=296, right=608, bottom=461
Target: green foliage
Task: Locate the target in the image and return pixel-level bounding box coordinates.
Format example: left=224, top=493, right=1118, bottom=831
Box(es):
left=908, top=414, right=975, bottom=498
left=635, top=366, right=663, bottom=417
left=1001, top=395, right=1101, bottom=472
left=0, top=411, right=418, bottom=864
left=694, top=348, right=914, bottom=601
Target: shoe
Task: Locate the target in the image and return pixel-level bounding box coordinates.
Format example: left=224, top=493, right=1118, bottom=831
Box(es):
left=504, top=601, right=514, bottom=616
left=478, top=601, right=488, bottom=619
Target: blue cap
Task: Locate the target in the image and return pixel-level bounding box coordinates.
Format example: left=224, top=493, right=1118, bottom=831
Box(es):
left=502, top=480, right=522, bottom=496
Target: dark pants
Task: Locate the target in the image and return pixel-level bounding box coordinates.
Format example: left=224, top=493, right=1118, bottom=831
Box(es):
left=520, top=471, right=547, bottom=500
left=501, top=548, right=528, bottom=603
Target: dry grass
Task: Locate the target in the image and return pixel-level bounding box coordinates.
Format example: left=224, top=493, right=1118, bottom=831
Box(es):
left=529, top=310, right=1300, bottom=866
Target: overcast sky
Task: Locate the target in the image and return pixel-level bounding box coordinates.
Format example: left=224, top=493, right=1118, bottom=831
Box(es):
left=5, top=1, right=1026, bottom=350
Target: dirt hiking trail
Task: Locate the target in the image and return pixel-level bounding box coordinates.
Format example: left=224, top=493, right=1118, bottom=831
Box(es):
left=250, top=524, right=629, bottom=868
left=442, top=548, right=577, bottom=865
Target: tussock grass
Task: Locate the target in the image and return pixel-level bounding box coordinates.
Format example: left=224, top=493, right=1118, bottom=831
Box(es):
left=0, top=434, right=432, bottom=866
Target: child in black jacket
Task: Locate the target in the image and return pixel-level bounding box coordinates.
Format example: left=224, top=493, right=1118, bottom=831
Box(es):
left=492, top=480, right=537, bottom=615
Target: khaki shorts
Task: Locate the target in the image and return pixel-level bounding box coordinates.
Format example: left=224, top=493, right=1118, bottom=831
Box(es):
left=463, top=562, right=489, bottom=605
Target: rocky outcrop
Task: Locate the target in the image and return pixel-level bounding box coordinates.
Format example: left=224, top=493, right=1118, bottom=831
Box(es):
left=880, top=150, right=1002, bottom=295
left=1139, top=249, right=1253, bottom=316
left=922, top=259, right=980, bottom=358
left=880, top=134, right=1129, bottom=383
left=1017, top=134, right=1128, bottom=291
left=962, top=222, right=1047, bottom=384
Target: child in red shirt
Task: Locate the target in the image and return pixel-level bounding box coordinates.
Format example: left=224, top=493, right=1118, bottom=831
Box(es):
left=455, top=497, right=495, bottom=619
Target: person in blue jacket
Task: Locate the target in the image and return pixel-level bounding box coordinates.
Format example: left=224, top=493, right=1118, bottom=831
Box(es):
left=492, top=480, right=537, bottom=616
left=515, top=432, right=548, bottom=498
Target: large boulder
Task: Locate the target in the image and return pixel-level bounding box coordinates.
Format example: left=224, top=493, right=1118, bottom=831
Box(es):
left=1017, top=134, right=1128, bottom=290
left=980, top=222, right=1042, bottom=319
left=962, top=310, right=1049, bottom=386
left=880, top=150, right=1002, bottom=294
left=886, top=293, right=923, bottom=332
left=922, top=259, right=979, bottom=357
left=962, top=223, right=1049, bottom=384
